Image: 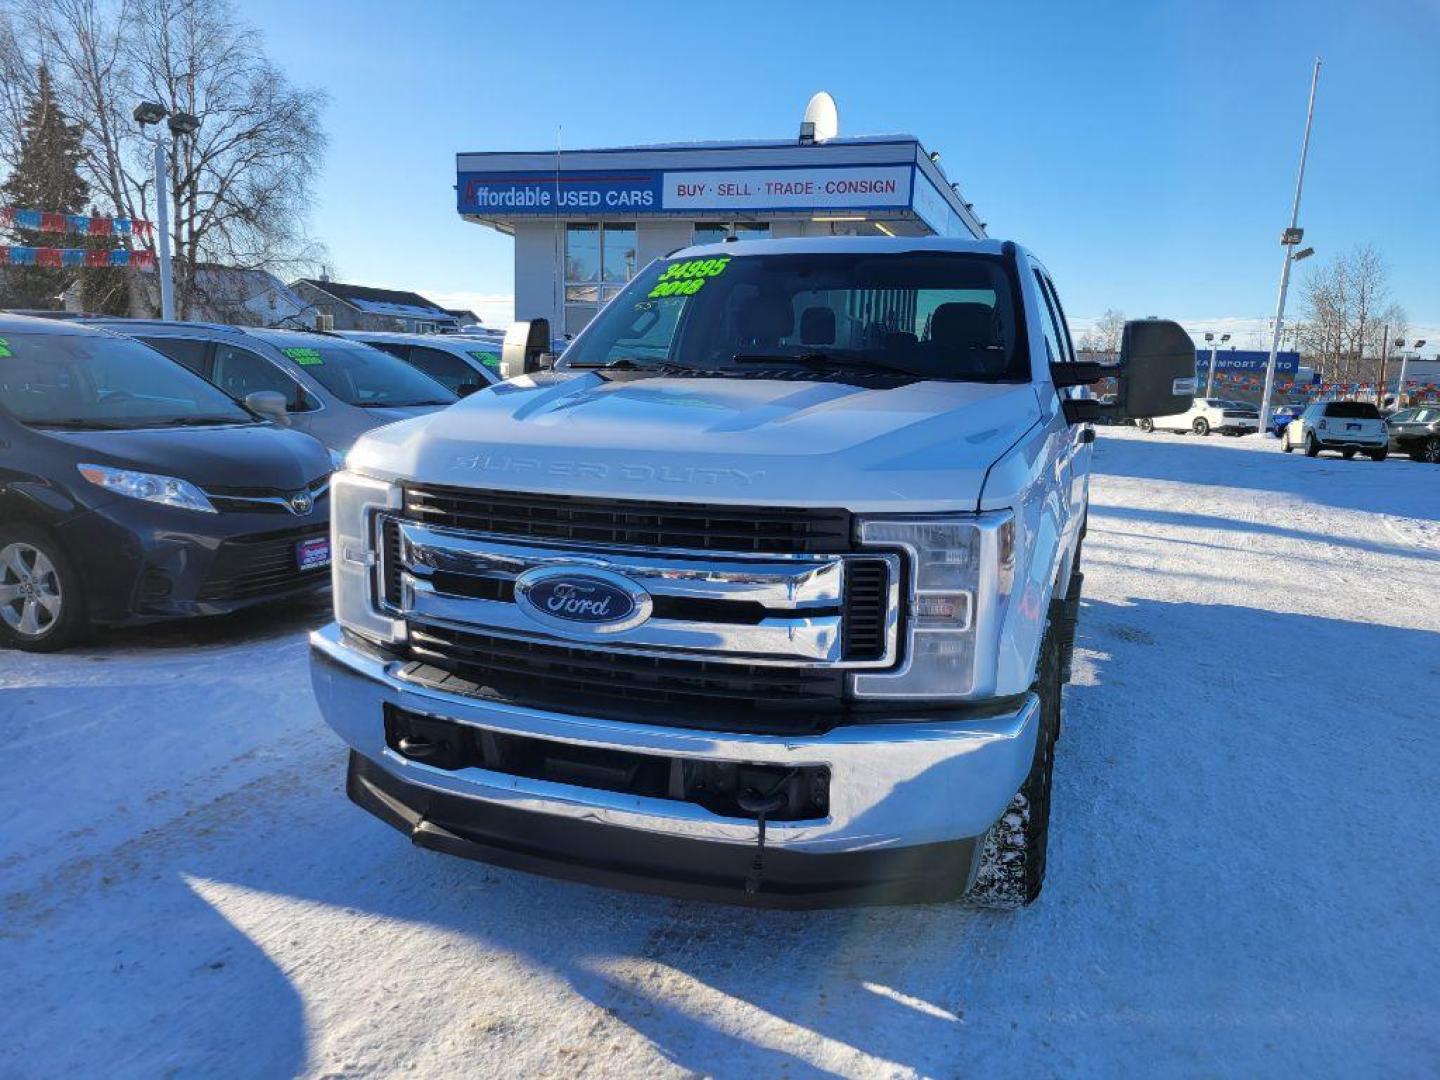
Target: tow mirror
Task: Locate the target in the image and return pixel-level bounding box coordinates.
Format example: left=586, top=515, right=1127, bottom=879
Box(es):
left=1115, top=319, right=1196, bottom=420
left=501, top=318, right=551, bottom=379
left=245, top=390, right=289, bottom=424
left=1052, top=318, right=1194, bottom=425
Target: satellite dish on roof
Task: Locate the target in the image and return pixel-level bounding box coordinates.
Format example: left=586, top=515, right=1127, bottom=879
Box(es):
left=800, top=92, right=839, bottom=144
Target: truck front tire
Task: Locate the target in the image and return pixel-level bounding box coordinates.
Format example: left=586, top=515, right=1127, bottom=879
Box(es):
left=964, top=624, right=1060, bottom=908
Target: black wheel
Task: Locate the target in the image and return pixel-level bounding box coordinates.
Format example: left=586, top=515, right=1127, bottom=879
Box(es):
left=0, top=524, right=86, bottom=652
left=1305, top=433, right=1321, bottom=458
left=964, top=625, right=1060, bottom=909
left=1137, top=418, right=1154, bottom=433
left=1342, top=448, right=1357, bottom=460
left=1192, top=417, right=1210, bottom=436
left=1368, top=448, right=1388, bottom=462
left=1424, top=437, right=1440, bottom=464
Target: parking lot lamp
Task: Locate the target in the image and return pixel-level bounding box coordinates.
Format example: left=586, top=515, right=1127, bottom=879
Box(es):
left=1258, top=58, right=1322, bottom=432
left=1396, top=339, right=1424, bottom=406
left=133, top=105, right=201, bottom=320
left=1203, top=332, right=1231, bottom=398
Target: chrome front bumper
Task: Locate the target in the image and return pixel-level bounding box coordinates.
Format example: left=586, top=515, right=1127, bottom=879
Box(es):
left=308, top=621, right=1039, bottom=856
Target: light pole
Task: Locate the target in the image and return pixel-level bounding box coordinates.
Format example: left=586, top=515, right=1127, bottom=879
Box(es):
left=1395, top=338, right=1425, bottom=408
left=133, top=102, right=200, bottom=320
left=1203, top=332, right=1231, bottom=398
left=1258, top=58, right=1323, bottom=432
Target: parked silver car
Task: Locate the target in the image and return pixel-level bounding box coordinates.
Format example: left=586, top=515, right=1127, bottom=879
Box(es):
left=83, top=320, right=456, bottom=452
left=335, top=330, right=502, bottom=396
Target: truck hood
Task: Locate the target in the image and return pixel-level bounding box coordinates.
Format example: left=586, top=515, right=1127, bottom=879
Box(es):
left=348, top=373, right=1041, bottom=513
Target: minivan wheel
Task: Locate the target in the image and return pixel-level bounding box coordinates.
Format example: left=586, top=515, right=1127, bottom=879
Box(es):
left=1192, top=417, right=1210, bottom=436
left=964, top=623, right=1060, bottom=909
left=1137, top=418, right=1154, bottom=433
left=1305, top=433, right=1321, bottom=457
left=0, top=526, right=86, bottom=652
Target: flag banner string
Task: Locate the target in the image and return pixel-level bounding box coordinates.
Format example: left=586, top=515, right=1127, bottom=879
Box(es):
left=1, top=245, right=156, bottom=269
left=1, top=206, right=154, bottom=242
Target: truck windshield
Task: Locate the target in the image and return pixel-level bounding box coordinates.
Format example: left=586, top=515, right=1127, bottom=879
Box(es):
left=0, top=331, right=254, bottom=429
left=271, top=341, right=457, bottom=407
left=562, top=251, right=1026, bottom=382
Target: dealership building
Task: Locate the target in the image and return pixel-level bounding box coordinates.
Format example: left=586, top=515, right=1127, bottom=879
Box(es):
left=455, top=100, right=986, bottom=337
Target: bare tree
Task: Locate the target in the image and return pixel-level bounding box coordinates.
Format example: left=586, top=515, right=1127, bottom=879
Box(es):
left=1299, top=243, right=1395, bottom=389
left=1077, top=308, right=1126, bottom=356
left=2, top=0, right=326, bottom=317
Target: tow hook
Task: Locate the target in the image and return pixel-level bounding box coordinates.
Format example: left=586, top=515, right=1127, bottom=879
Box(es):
left=738, top=777, right=794, bottom=896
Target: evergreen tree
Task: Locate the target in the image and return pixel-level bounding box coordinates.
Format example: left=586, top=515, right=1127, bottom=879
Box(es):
left=0, top=64, right=127, bottom=313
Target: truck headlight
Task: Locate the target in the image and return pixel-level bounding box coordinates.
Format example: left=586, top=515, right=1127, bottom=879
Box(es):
left=852, top=512, right=1015, bottom=700
left=330, top=470, right=404, bottom=645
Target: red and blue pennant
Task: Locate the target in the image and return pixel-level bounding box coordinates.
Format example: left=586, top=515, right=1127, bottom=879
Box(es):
left=1, top=205, right=154, bottom=242
left=1, top=245, right=156, bottom=270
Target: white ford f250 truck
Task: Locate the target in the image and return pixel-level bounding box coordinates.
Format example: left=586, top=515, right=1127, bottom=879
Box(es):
left=310, top=237, right=1193, bottom=908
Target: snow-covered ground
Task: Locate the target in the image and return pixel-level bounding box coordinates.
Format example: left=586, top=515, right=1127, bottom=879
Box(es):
left=3, top=428, right=1437, bottom=1079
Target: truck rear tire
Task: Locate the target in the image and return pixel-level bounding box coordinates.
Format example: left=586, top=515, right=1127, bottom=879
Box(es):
left=964, top=625, right=1060, bottom=909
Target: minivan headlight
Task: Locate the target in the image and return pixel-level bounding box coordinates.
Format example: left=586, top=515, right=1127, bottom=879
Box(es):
left=330, top=470, right=404, bottom=645
left=77, top=463, right=215, bottom=513
left=852, top=512, right=1015, bottom=700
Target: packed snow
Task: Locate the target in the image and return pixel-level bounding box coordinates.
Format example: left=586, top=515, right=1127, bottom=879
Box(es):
left=2, top=428, right=1437, bottom=1078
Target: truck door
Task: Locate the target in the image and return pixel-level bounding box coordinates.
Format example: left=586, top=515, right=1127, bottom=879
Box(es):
left=1030, top=266, right=1090, bottom=532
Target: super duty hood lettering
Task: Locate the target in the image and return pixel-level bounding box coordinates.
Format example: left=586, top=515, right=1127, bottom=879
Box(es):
left=449, top=454, right=765, bottom=487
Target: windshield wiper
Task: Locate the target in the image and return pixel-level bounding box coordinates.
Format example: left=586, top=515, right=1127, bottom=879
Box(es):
left=569, top=357, right=718, bottom=375
left=730, top=352, right=924, bottom=379
left=26, top=417, right=131, bottom=430
left=356, top=399, right=452, bottom=408
left=143, top=416, right=251, bottom=427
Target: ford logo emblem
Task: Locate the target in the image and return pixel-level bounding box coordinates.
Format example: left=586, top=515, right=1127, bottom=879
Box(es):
left=514, top=566, right=652, bottom=635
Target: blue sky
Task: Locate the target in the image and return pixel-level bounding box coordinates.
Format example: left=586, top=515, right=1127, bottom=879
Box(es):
left=246, top=0, right=1439, bottom=349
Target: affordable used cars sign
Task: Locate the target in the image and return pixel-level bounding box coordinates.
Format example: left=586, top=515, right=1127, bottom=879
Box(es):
left=457, top=165, right=913, bottom=216
left=458, top=170, right=663, bottom=214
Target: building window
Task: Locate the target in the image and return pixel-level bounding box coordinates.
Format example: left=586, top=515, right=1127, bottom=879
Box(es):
left=693, top=222, right=770, bottom=245
left=565, top=223, right=636, bottom=334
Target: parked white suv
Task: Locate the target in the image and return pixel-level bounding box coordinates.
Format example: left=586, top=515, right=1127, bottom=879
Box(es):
left=1281, top=400, right=1388, bottom=460
left=1137, top=396, right=1258, bottom=436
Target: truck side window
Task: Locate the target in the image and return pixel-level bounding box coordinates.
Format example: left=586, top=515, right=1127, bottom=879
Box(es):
left=1030, top=270, right=1065, bottom=366
left=1039, top=274, right=1077, bottom=364
left=213, top=343, right=318, bottom=412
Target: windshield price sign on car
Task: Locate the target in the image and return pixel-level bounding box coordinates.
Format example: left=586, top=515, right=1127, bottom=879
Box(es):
left=283, top=347, right=324, bottom=365
left=647, top=257, right=730, bottom=298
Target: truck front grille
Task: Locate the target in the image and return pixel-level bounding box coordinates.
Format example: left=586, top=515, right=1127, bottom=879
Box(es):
left=401, top=624, right=845, bottom=735
left=403, top=484, right=853, bottom=554
left=842, top=559, right=890, bottom=661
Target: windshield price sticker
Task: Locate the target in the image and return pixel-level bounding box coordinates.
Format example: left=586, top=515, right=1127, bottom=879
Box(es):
left=283, top=347, right=323, bottom=365
left=0, top=337, right=10, bottom=358
left=648, top=257, right=730, bottom=299
left=468, top=350, right=500, bottom=370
